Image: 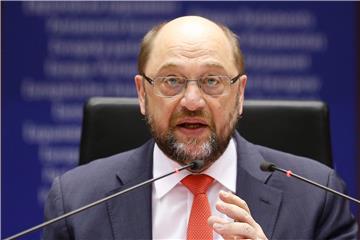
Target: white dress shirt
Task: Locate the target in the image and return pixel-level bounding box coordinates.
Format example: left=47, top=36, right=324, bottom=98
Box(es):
left=152, top=138, right=237, bottom=240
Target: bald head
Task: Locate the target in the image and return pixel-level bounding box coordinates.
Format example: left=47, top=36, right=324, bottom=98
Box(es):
left=137, top=16, right=244, bottom=75
left=155, top=16, right=227, bottom=49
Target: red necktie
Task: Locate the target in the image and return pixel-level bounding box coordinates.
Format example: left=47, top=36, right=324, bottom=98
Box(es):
left=181, top=174, right=214, bottom=240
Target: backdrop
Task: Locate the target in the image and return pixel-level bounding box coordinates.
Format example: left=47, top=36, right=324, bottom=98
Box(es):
left=2, top=2, right=359, bottom=239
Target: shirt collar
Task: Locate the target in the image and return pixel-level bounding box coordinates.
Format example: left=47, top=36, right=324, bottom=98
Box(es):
left=153, top=138, right=237, bottom=199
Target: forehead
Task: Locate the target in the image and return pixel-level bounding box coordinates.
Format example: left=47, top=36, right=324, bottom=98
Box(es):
left=145, top=17, right=237, bottom=75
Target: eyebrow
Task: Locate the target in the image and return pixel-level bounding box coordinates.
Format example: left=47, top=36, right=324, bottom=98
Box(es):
left=157, top=62, right=179, bottom=72
left=156, top=60, right=227, bottom=74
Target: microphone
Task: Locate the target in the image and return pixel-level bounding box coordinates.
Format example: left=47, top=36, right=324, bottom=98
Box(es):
left=3, top=160, right=204, bottom=240
left=189, top=159, right=205, bottom=171
left=260, top=161, right=276, bottom=172
left=260, top=161, right=360, bottom=205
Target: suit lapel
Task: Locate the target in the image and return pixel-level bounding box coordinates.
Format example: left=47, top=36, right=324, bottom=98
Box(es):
left=105, top=140, right=155, bottom=240
left=234, top=133, right=282, bottom=239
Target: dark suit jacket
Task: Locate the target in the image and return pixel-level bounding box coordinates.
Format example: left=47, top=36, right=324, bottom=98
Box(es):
left=43, top=132, right=358, bottom=239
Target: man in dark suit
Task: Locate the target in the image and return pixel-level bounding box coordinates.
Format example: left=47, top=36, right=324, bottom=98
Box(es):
left=44, top=16, right=357, bottom=239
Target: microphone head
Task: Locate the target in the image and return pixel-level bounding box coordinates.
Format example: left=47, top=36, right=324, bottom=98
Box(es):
left=189, top=160, right=205, bottom=171
left=260, top=161, right=276, bottom=172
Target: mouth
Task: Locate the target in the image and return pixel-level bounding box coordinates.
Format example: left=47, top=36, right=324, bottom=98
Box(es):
left=176, top=117, right=208, bottom=127
left=175, top=118, right=209, bottom=135
left=177, top=122, right=207, bottom=129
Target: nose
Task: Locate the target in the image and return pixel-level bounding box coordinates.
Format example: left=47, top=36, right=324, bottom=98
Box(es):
left=180, top=81, right=206, bottom=111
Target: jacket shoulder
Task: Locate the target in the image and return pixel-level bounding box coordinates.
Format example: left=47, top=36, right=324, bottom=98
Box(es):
left=50, top=140, right=154, bottom=207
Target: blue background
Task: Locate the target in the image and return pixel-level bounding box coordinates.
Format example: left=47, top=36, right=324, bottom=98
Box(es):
left=2, top=2, right=359, bottom=239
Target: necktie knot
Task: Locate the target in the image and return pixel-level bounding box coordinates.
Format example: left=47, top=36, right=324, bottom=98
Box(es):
left=181, top=174, right=214, bottom=195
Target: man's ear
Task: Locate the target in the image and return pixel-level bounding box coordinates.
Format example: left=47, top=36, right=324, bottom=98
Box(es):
left=134, top=74, right=146, bottom=115
left=238, top=74, right=247, bottom=116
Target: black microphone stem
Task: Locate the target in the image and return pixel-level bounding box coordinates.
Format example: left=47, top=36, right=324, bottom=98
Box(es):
left=4, top=162, right=196, bottom=240
left=272, top=165, right=360, bottom=205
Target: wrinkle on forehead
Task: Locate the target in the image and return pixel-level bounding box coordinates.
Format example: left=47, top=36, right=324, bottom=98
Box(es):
left=167, top=43, right=209, bottom=58
left=155, top=59, right=228, bottom=77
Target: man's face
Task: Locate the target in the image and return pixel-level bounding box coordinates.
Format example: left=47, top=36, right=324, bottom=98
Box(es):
left=135, top=17, right=247, bottom=171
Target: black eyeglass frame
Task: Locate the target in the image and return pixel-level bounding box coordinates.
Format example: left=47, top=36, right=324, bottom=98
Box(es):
left=142, top=73, right=242, bottom=86
left=141, top=73, right=243, bottom=97
left=143, top=73, right=243, bottom=96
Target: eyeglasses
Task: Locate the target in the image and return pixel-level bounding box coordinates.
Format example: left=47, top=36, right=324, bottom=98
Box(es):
left=142, top=73, right=242, bottom=97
